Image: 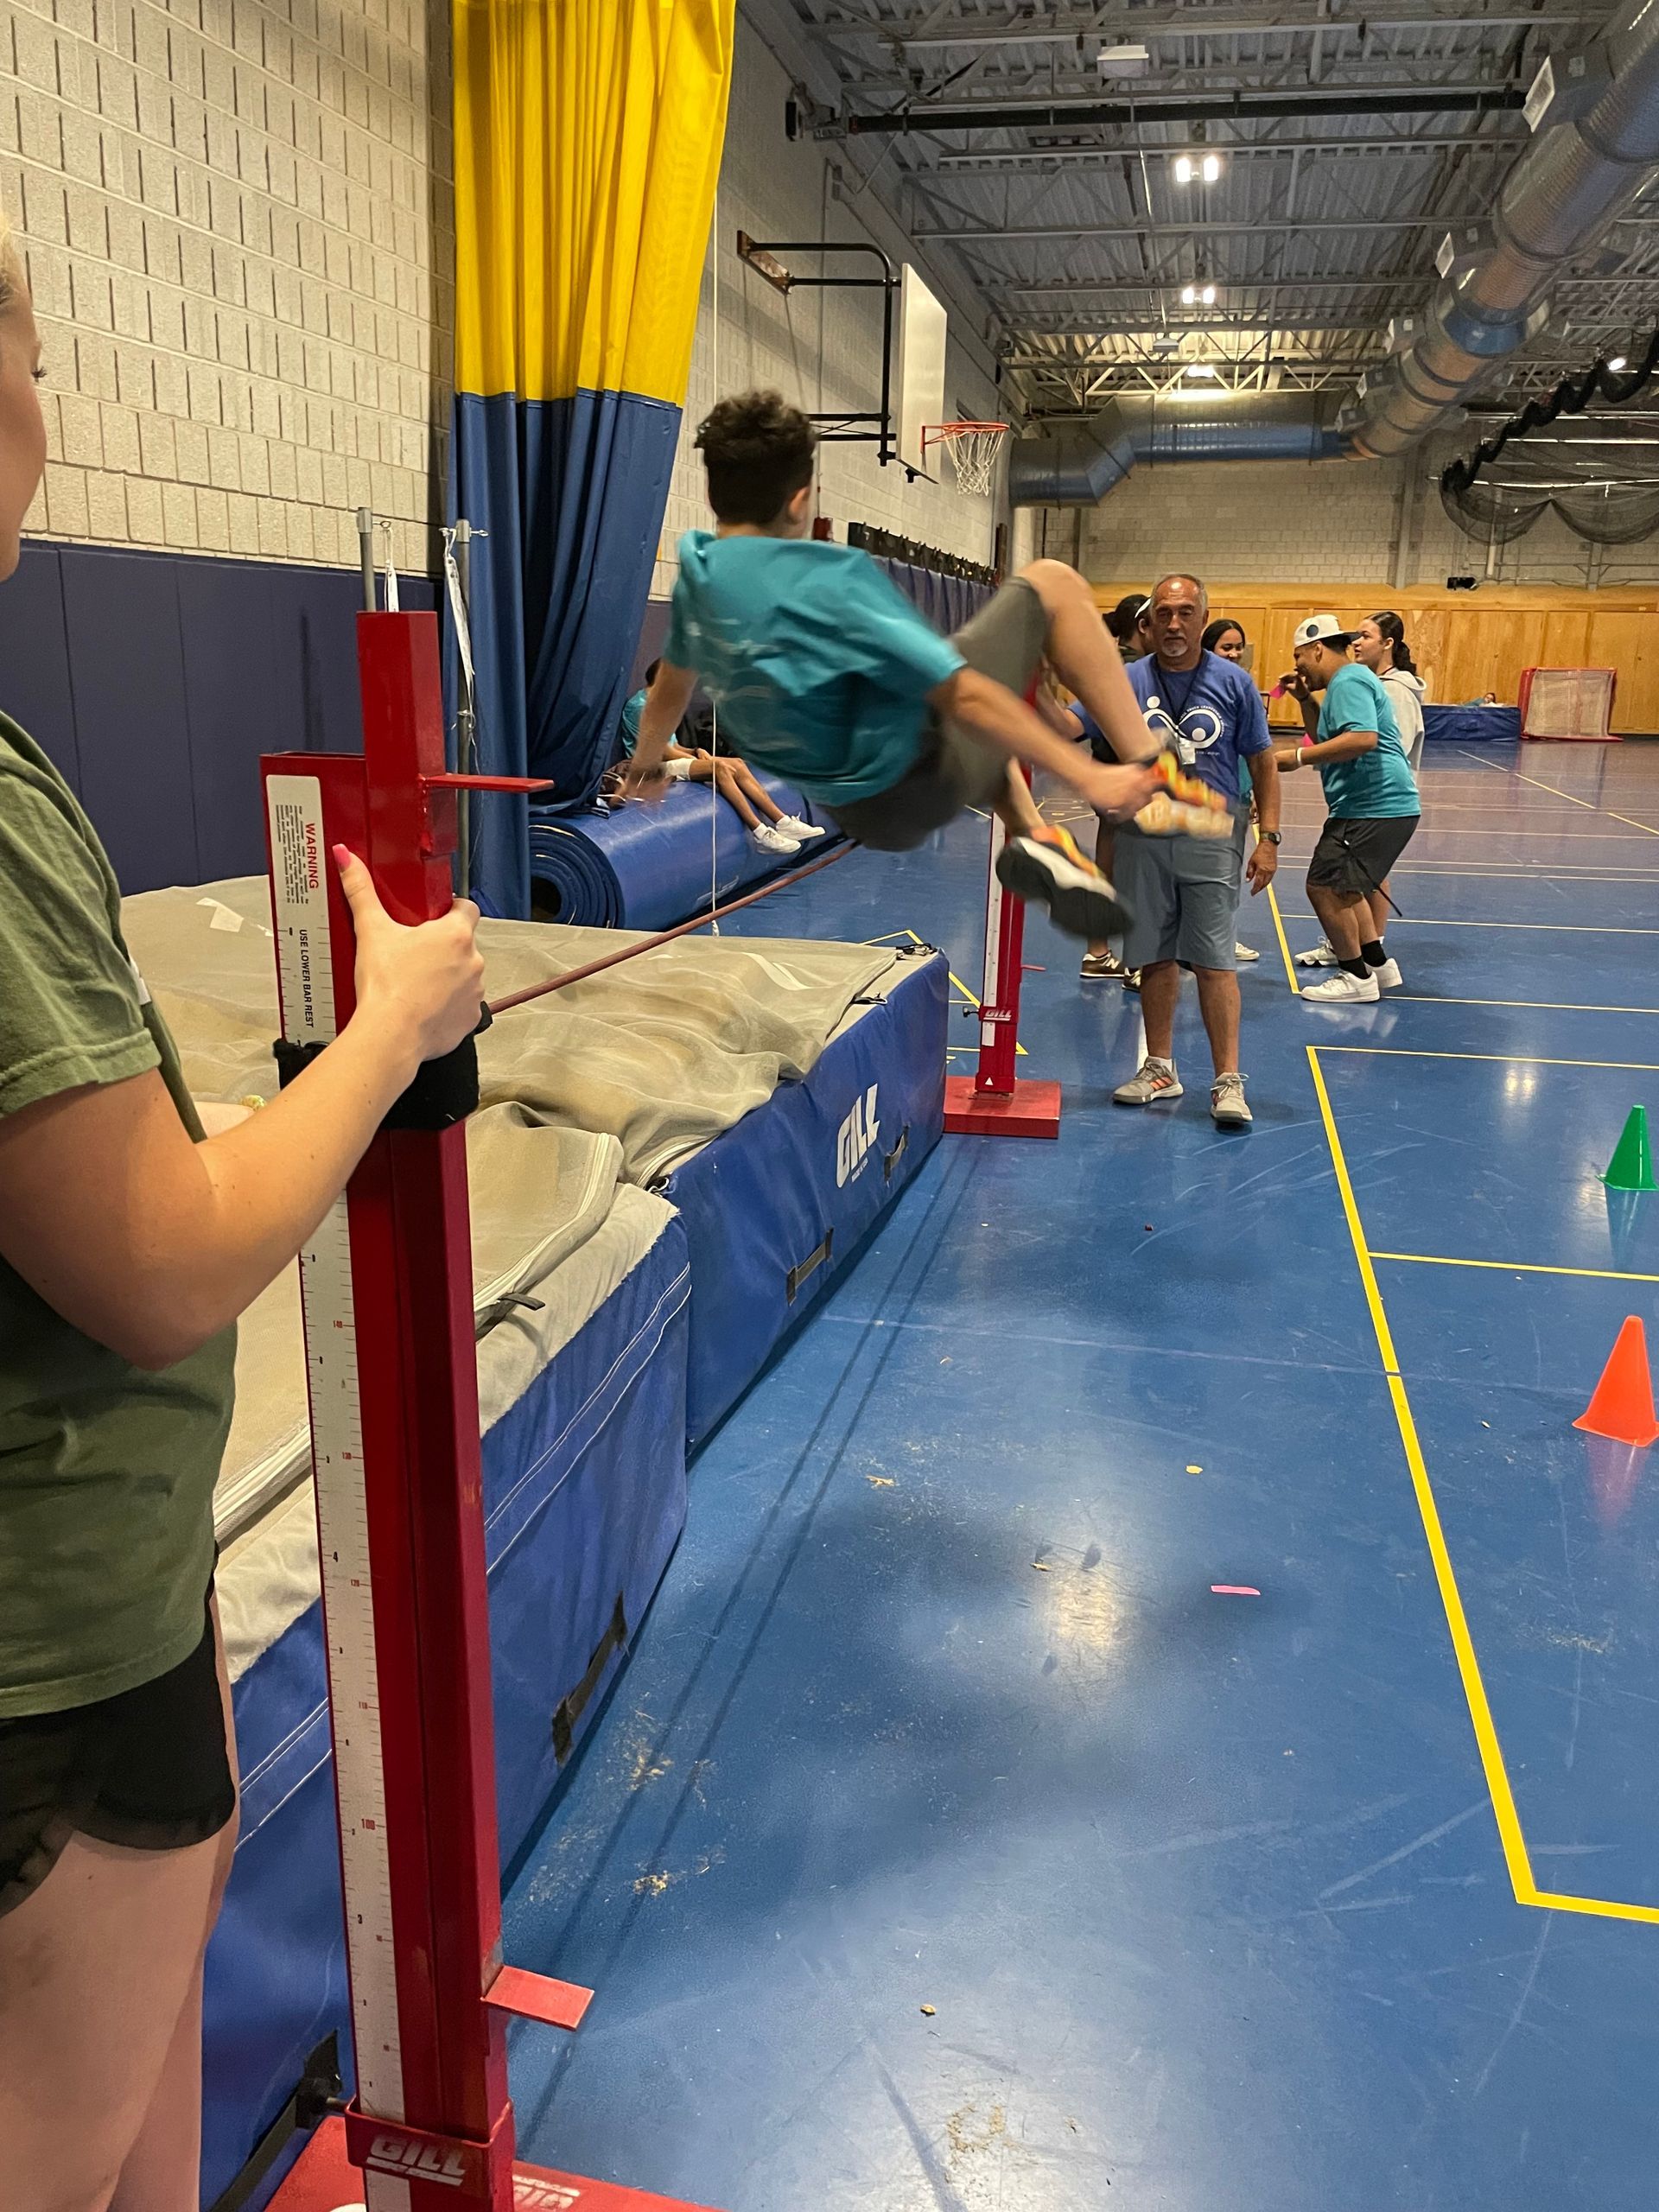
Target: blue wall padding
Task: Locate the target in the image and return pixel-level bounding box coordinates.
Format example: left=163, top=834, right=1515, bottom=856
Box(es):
left=0, top=541, right=435, bottom=893
left=200, top=1224, right=692, bottom=2208
left=527, top=772, right=836, bottom=929
left=1423, top=703, right=1522, bottom=744
left=665, top=950, right=948, bottom=1446
left=450, top=388, right=683, bottom=916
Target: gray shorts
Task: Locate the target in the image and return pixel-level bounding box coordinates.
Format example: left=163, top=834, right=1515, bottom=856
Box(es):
left=1116, top=818, right=1248, bottom=973
left=825, top=577, right=1046, bottom=851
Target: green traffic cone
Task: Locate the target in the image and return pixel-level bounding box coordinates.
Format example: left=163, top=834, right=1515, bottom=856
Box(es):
left=1603, top=1105, right=1656, bottom=1192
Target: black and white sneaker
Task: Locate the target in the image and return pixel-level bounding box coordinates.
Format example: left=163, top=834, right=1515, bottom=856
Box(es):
left=997, top=828, right=1133, bottom=944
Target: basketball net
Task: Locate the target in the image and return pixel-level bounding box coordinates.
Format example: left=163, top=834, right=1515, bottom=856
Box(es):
left=924, top=421, right=1009, bottom=498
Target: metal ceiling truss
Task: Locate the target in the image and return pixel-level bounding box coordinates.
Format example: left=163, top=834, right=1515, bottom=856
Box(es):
left=779, top=0, right=1637, bottom=422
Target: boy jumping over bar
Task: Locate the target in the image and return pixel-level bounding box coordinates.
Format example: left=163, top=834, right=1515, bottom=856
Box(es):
left=623, top=391, right=1195, bottom=940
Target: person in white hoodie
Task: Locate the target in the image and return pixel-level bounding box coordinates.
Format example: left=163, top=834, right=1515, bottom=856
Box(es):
left=1299, top=610, right=1427, bottom=971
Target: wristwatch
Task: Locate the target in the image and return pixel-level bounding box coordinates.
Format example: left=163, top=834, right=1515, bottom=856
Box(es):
left=1262, top=830, right=1282, bottom=845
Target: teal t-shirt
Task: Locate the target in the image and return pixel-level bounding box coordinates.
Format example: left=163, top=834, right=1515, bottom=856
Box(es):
left=619, top=687, right=646, bottom=757
left=1317, top=663, right=1421, bottom=818
left=662, top=534, right=963, bottom=804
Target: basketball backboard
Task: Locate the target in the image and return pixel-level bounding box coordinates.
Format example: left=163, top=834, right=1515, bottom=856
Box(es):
left=896, top=264, right=948, bottom=477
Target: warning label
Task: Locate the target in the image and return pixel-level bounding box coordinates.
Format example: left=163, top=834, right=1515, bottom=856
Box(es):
left=265, top=775, right=337, bottom=1045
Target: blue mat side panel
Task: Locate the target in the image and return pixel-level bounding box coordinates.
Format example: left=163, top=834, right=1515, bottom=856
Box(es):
left=528, top=773, right=836, bottom=931
left=200, top=1221, right=691, bottom=2208
left=664, top=952, right=948, bottom=1448
left=1423, top=703, right=1522, bottom=744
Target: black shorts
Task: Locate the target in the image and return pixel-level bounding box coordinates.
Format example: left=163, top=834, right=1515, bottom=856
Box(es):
left=1306, top=814, right=1419, bottom=898
left=0, top=1593, right=235, bottom=1919
left=824, top=577, right=1045, bottom=851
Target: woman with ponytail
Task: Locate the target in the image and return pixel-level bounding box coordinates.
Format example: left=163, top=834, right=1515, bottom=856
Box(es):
left=1355, top=612, right=1426, bottom=772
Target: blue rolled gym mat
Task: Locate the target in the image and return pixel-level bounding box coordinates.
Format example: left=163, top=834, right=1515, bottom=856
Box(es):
left=525, top=772, right=836, bottom=929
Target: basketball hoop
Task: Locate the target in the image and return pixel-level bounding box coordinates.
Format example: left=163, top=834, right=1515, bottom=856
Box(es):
left=923, top=420, right=1009, bottom=496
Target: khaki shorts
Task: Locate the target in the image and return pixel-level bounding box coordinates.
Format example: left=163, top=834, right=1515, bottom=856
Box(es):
left=1116, top=818, right=1249, bottom=974
left=826, top=578, right=1046, bottom=851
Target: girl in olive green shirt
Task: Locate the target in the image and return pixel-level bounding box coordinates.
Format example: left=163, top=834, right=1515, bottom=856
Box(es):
left=0, top=242, right=486, bottom=2212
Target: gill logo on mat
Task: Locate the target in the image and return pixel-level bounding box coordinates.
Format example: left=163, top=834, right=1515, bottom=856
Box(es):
left=836, top=1085, right=880, bottom=1188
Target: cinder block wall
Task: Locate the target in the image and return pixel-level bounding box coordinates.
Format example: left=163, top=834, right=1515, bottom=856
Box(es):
left=0, top=0, right=451, bottom=578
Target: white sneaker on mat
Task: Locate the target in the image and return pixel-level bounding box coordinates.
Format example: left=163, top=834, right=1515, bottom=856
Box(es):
left=774, top=815, right=826, bottom=841
left=1298, top=938, right=1338, bottom=968
left=1303, top=970, right=1380, bottom=1003
left=1369, top=956, right=1404, bottom=990
left=1235, top=942, right=1261, bottom=963
left=751, top=824, right=801, bottom=855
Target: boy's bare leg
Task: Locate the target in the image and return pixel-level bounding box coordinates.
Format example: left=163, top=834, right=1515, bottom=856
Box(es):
left=689, top=756, right=763, bottom=831
left=729, top=761, right=790, bottom=827
left=1308, top=882, right=1366, bottom=959
left=1020, top=560, right=1157, bottom=760
left=994, top=765, right=1046, bottom=840
left=1367, top=885, right=1391, bottom=942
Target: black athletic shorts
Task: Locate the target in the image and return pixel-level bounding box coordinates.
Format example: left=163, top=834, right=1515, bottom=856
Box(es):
left=1306, top=813, right=1419, bottom=898
left=0, top=1592, right=235, bottom=1919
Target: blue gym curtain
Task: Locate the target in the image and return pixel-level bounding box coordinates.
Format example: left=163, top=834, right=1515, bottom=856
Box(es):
left=450, top=1, right=736, bottom=916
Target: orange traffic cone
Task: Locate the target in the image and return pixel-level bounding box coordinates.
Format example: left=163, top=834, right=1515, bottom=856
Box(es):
left=1573, top=1316, right=1659, bottom=1447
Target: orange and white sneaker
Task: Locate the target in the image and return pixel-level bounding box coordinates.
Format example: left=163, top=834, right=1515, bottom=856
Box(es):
left=1133, top=790, right=1238, bottom=841
left=1114, top=1055, right=1184, bottom=1107
left=996, top=824, right=1133, bottom=942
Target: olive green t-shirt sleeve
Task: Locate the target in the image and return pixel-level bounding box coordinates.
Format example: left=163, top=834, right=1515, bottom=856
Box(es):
left=0, top=769, right=161, bottom=1120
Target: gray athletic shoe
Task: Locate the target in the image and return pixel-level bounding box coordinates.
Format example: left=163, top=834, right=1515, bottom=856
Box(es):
left=1297, top=938, right=1338, bottom=968
left=1211, top=1073, right=1253, bottom=1128
left=1113, top=1057, right=1184, bottom=1107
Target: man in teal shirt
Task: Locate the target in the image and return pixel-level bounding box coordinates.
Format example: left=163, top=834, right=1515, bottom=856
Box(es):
left=621, top=391, right=1189, bottom=944
left=1275, top=613, right=1421, bottom=1005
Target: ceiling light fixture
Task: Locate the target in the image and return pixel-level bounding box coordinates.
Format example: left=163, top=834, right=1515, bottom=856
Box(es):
left=1185, top=363, right=1222, bottom=379
left=1181, top=283, right=1196, bottom=304
left=1607, top=353, right=1629, bottom=371
left=1174, top=155, right=1194, bottom=184
left=1202, top=153, right=1223, bottom=184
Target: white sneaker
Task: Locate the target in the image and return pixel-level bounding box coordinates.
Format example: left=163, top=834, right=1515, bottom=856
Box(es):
left=751, top=824, right=801, bottom=855
left=1298, top=938, right=1338, bottom=968
left=1113, top=1057, right=1184, bottom=1107
left=1303, top=970, right=1380, bottom=1003
left=1235, top=942, right=1261, bottom=963
left=1211, top=1072, right=1253, bottom=1128
left=1369, top=956, right=1403, bottom=990
left=774, top=815, right=826, bottom=841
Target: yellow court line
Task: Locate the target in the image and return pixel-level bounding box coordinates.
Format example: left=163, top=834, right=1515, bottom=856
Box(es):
left=1319, top=1044, right=1659, bottom=1071
left=1371, top=1251, right=1659, bottom=1285
left=1311, top=1044, right=1659, bottom=1927
left=1306, top=1046, right=1535, bottom=1902
left=1256, top=826, right=1301, bottom=995
left=906, top=927, right=1028, bottom=1058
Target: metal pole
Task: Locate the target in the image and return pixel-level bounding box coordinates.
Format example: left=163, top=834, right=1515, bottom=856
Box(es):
left=356, top=507, right=377, bottom=614
left=453, top=519, right=475, bottom=899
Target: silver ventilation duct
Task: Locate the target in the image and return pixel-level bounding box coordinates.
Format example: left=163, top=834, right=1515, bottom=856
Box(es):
left=1344, top=0, right=1659, bottom=459
left=1007, top=398, right=1343, bottom=506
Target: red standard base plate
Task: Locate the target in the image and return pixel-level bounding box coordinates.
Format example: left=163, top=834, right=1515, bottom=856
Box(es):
left=271, top=2115, right=723, bottom=2212
left=944, top=1074, right=1062, bottom=1139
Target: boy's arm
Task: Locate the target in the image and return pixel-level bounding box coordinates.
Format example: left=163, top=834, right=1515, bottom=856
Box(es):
left=621, top=662, right=698, bottom=800
left=1277, top=726, right=1377, bottom=772
left=931, top=668, right=1159, bottom=820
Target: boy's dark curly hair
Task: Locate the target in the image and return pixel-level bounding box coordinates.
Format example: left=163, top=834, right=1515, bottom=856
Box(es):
left=695, top=390, right=817, bottom=526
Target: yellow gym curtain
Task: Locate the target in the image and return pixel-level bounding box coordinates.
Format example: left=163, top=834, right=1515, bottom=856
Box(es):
left=449, top=0, right=735, bottom=913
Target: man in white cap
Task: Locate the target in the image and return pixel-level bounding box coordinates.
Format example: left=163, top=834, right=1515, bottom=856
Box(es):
left=1275, top=615, right=1421, bottom=1003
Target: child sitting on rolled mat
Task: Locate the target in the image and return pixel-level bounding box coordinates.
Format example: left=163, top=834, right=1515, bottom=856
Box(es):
left=623, top=391, right=1210, bottom=943
left=618, top=658, right=825, bottom=856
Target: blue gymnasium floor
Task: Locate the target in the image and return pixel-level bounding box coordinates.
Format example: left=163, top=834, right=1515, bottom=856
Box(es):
left=503, top=740, right=1659, bottom=2212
